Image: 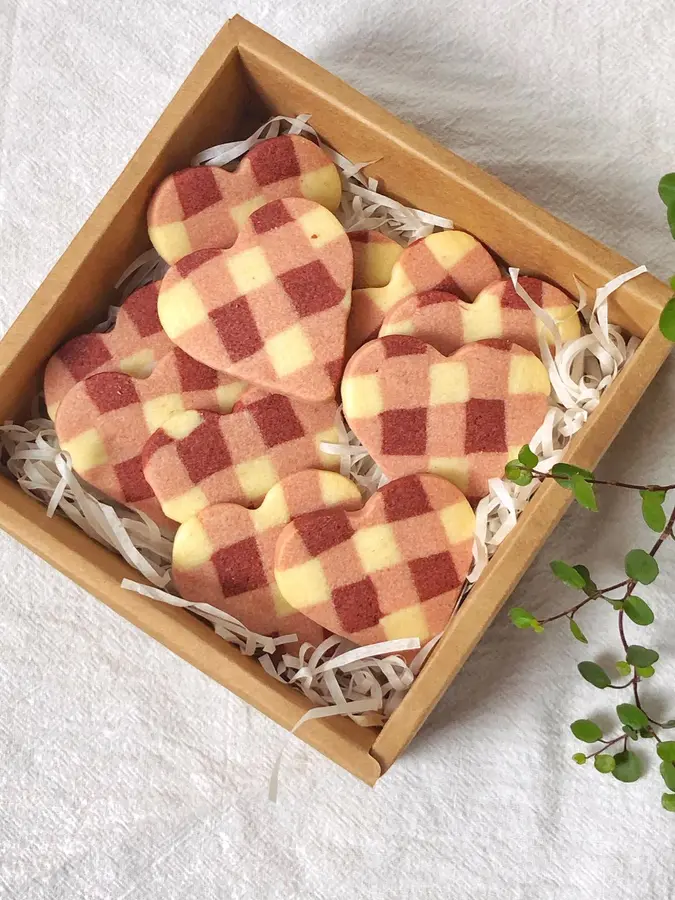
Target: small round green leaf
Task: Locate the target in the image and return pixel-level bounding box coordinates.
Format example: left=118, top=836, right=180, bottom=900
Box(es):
left=657, top=742, right=675, bottom=763
left=660, top=761, right=675, bottom=791
left=624, top=549, right=659, bottom=585
left=572, top=753, right=587, bottom=765
left=569, top=618, right=588, bottom=644
left=622, top=725, right=639, bottom=741
left=623, top=595, right=654, bottom=626
left=504, top=461, right=533, bottom=486
left=551, top=560, right=586, bottom=590
left=661, top=793, right=675, bottom=812
left=626, top=645, right=660, bottom=668
left=659, top=297, right=675, bottom=343
left=639, top=727, right=654, bottom=739
left=551, top=462, right=594, bottom=479
left=594, top=754, right=616, bottom=774
left=615, top=660, right=632, bottom=676
left=640, top=491, right=667, bottom=533
left=509, top=607, right=540, bottom=630
left=667, top=204, right=675, bottom=240
left=612, top=750, right=642, bottom=783
left=550, top=462, right=594, bottom=490
left=573, top=564, right=597, bottom=594
left=609, top=599, right=625, bottom=611
left=571, top=474, right=598, bottom=512
left=517, top=445, right=538, bottom=469
left=636, top=665, right=655, bottom=678
left=663, top=720, right=675, bottom=729
left=658, top=173, right=675, bottom=207
left=578, top=661, right=611, bottom=689
left=616, top=703, right=649, bottom=731
left=570, top=719, right=603, bottom=743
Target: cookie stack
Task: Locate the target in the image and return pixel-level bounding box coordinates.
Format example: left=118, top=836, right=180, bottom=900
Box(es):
left=46, top=134, right=581, bottom=650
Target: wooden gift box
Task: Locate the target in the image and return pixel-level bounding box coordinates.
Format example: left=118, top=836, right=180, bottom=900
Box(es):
left=0, top=15, right=670, bottom=786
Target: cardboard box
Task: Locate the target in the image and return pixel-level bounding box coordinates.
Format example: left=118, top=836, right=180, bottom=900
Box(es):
left=0, top=15, right=670, bottom=786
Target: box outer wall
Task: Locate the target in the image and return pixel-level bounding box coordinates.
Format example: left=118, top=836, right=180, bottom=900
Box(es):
left=0, top=15, right=670, bottom=785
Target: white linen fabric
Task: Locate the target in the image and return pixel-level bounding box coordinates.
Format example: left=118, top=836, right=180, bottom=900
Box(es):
left=1, top=2, right=675, bottom=898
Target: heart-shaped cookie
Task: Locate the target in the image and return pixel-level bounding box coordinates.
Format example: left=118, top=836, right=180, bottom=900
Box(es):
left=148, top=135, right=342, bottom=264
left=346, top=230, right=500, bottom=353
left=348, top=230, right=403, bottom=288
left=55, top=351, right=245, bottom=528
left=142, top=389, right=341, bottom=523
left=342, top=336, right=550, bottom=504
left=380, top=278, right=581, bottom=356
left=157, top=197, right=353, bottom=402
left=173, top=469, right=363, bottom=649
left=44, top=282, right=173, bottom=420
left=274, top=473, right=475, bottom=646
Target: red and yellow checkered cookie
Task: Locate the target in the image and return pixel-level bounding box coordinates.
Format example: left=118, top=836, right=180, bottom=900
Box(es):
left=157, top=197, right=353, bottom=402
left=342, top=336, right=550, bottom=504
left=348, top=231, right=403, bottom=288
left=274, top=473, right=475, bottom=646
left=142, top=389, right=341, bottom=524
left=148, top=135, right=342, bottom=264
left=346, top=230, right=500, bottom=353
left=172, top=470, right=363, bottom=648
left=54, top=351, right=245, bottom=528
left=44, top=282, right=173, bottom=420
left=380, top=278, right=581, bottom=357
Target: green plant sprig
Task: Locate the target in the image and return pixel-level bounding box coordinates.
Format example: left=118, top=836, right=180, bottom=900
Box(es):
left=506, top=174, right=675, bottom=811
left=657, top=173, right=675, bottom=340
left=507, top=450, right=675, bottom=808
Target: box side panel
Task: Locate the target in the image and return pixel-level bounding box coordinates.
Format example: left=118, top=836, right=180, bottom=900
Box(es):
left=232, top=18, right=670, bottom=337
left=371, top=325, right=671, bottom=772
left=0, top=478, right=380, bottom=784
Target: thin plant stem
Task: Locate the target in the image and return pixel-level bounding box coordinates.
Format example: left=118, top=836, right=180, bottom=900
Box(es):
left=521, top=466, right=675, bottom=494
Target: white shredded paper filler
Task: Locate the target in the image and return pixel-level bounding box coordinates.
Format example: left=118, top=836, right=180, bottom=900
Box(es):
left=1, top=113, right=645, bottom=740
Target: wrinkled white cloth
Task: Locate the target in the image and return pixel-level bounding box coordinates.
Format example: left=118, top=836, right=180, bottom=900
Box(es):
left=2, top=2, right=675, bottom=898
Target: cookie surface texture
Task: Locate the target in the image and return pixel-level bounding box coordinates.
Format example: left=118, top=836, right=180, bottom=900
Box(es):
left=347, top=230, right=500, bottom=352
left=148, top=135, right=342, bottom=264
left=157, top=197, right=353, bottom=402
left=274, top=473, right=475, bottom=646
left=342, top=336, right=550, bottom=503
left=44, top=282, right=172, bottom=420
left=348, top=230, right=403, bottom=289
left=54, top=352, right=245, bottom=527
left=142, top=389, right=342, bottom=523
left=380, top=278, right=581, bottom=356
left=172, top=470, right=362, bottom=648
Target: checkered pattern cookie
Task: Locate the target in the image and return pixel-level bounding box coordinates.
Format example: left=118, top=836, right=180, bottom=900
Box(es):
left=274, top=473, right=475, bottom=646
left=342, top=336, right=550, bottom=504
left=348, top=230, right=403, bottom=289
left=379, top=278, right=582, bottom=357
left=157, top=197, right=353, bottom=402
left=142, top=389, right=342, bottom=524
left=54, top=350, right=245, bottom=528
left=172, top=470, right=363, bottom=648
left=346, top=230, right=501, bottom=353
left=44, top=283, right=173, bottom=420
left=148, top=346, right=248, bottom=415
left=148, top=135, right=342, bottom=264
